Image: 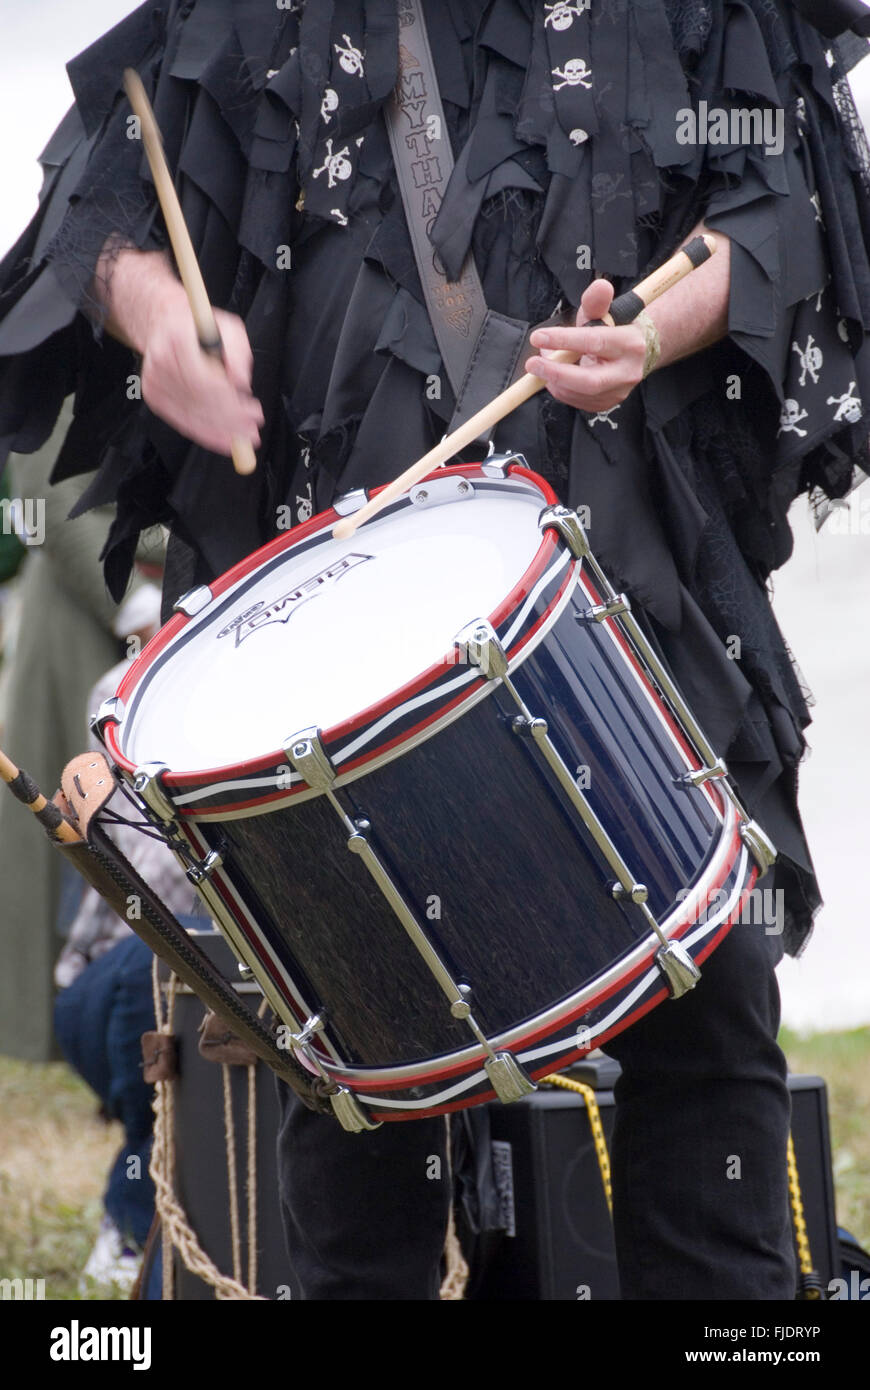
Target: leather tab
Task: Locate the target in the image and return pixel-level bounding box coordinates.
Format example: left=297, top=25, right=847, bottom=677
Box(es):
left=142, top=1030, right=178, bottom=1083
left=198, top=1010, right=259, bottom=1067
left=61, top=751, right=118, bottom=840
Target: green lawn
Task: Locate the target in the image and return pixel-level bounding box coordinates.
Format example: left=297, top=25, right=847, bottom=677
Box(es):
left=779, top=1026, right=870, bottom=1251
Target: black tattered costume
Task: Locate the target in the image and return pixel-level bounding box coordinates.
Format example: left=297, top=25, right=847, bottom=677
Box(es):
left=1, top=0, right=869, bottom=1297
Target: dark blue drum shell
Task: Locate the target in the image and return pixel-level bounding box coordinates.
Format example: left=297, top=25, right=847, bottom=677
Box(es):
left=197, top=591, right=721, bottom=1071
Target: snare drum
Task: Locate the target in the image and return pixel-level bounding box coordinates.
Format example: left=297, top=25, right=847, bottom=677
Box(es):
left=96, top=458, right=774, bottom=1130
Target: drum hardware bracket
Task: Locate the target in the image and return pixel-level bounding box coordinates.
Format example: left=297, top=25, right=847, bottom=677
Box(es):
left=454, top=618, right=509, bottom=682
left=480, top=450, right=528, bottom=479
left=739, top=820, right=777, bottom=876
left=344, top=813, right=535, bottom=1104
left=272, top=983, right=383, bottom=1133
left=91, top=696, right=125, bottom=742
left=655, top=940, right=702, bottom=999
left=283, top=728, right=337, bottom=793
left=409, top=476, right=475, bottom=509
left=538, top=504, right=591, bottom=561
left=130, top=763, right=217, bottom=871
left=284, top=725, right=536, bottom=1107
left=677, top=758, right=728, bottom=789
left=612, top=882, right=649, bottom=906
left=510, top=714, right=548, bottom=739
left=133, top=761, right=181, bottom=827
left=329, top=1086, right=383, bottom=1133
left=677, top=767, right=777, bottom=876
left=333, top=487, right=368, bottom=517
left=172, top=584, right=213, bottom=617
left=289, top=1011, right=327, bottom=1049
left=186, top=846, right=224, bottom=884
left=278, top=1013, right=382, bottom=1134
left=580, top=596, right=631, bottom=624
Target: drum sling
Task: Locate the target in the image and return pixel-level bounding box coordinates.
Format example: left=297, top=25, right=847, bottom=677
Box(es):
left=386, top=0, right=560, bottom=433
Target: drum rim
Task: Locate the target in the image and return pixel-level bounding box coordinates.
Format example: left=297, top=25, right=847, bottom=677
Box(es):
left=103, top=462, right=570, bottom=804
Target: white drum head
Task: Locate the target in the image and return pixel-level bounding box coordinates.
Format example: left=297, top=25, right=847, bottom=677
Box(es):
left=116, top=478, right=550, bottom=774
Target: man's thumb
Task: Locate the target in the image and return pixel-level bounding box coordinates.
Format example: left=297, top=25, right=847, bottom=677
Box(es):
left=578, top=277, right=615, bottom=325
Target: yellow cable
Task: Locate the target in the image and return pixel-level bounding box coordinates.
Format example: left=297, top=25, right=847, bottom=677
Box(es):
left=542, top=1073, right=612, bottom=1215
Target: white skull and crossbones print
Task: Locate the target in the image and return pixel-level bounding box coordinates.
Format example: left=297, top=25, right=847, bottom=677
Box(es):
left=589, top=405, right=620, bottom=430
left=552, top=58, right=593, bottom=91
left=313, top=138, right=352, bottom=188
left=792, top=335, right=823, bottom=387
left=777, top=399, right=808, bottom=436
left=827, top=382, right=861, bottom=423
left=335, top=34, right=364, bottom=76
left=544, top=1, right=589, bottom=30
left=321, top=88, right=339, bottom=124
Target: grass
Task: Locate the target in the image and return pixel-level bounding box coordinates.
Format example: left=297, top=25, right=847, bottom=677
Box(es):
left=779, top=1026, right=870, bottom=1251
left=0, top=1057, right=126, bottom=1300
left=0, top=1029, right=867, bottom=1300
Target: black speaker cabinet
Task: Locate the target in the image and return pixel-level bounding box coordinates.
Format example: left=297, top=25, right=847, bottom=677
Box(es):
left=460, top=1059, right=840, bottom=1301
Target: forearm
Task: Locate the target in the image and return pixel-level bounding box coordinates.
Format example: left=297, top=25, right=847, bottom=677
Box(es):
left=91, top=242, right=186, bottom=352
left=644, top=223, right=732, bottom=371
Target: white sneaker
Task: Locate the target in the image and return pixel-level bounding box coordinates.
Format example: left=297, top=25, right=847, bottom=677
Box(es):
left=79, top=1216, right=142, bottom=1297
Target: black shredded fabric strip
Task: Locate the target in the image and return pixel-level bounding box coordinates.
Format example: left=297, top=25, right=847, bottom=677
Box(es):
left=2, top=0, right=870, bottom=954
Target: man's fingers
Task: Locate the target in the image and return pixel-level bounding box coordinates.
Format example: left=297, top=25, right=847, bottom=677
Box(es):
left=524, top=352, right=640, bottom=407
left=528, top=324, right=641, bottom=360
left=142, top=326, right=264, bottom=454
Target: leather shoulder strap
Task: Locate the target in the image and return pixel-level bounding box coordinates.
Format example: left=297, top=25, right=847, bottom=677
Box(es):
left=386, top=2, right=489, bottom=397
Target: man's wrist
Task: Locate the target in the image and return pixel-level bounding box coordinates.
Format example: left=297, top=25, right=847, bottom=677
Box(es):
left=92, top=244, right=184, bottom=354
left=635, top=310, right=661, bottom=378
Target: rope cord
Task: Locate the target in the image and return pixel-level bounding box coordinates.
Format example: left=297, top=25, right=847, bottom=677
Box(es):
left=542, top=1073, right=613, bottom=1215
left=247, top=1064, right=258, bottom=1293
left=439, top=1114, right=469, bottom=1300
left=222, top=1063, right=243, bottom=1286
left=148, top=959, right=265, bottom=1300
left=787, top=1133, right=825, bottom=1300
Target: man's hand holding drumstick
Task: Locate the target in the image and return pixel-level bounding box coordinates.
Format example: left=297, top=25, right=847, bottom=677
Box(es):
left=525, top=224, right=730, bottom=414
left=90, top=70, right=264, bottom=467
left=93, top=246, right=264, bottom=459
left=93, top=220, right=727, bottom=472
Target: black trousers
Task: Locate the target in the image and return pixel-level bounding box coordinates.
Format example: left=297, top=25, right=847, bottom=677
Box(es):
left=274, top=916, right=796, bottom=1301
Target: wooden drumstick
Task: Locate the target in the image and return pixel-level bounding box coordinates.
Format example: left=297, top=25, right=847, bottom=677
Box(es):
left=123, top=68, right=257, bottom=477
left=333, top=234, right=717, bottom=540
left=0, top=748, right=83, bottom=845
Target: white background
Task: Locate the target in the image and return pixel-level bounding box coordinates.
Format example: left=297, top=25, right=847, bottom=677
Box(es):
left=0, top=1, right=867, bottom=1032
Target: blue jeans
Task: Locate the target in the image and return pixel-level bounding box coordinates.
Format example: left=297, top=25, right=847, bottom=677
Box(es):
left=54, top=935, right=156, bottom=1249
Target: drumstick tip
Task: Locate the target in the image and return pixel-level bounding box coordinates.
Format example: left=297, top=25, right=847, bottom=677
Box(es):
left=231, top=438, right=257, bottom=476
left=332, top=516, right=357, bottom=541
